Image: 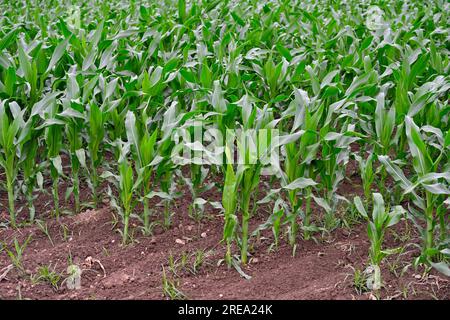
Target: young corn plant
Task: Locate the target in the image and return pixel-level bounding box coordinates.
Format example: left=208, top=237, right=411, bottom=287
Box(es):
left=222, top=161, right=240, bottom=267
left=117, top=158, right=136, bottom=245
left=125, top=111, right=158, bottom=235
left=354, top=152, right=375, bottom=202
left=44, top=102, right=64, bottom=219
left=175, top=120, right=215, bottom=221
left=237, top=156, right=262, bottom=265
left=102, top=140, right=141, bottom=245
left=87, top=103, right=105, bottom=207
left=281, top=89, right=321, bottom=244
left=315, top=121, right=360, bottom=231
left=187, top=165, right=212, bottom=221
left=373, top=92, right=396, bottom=199
left=260, top=175, right=318, bottom=253
left=0, top=101, right=31, bottom=226
left=19, top=130, right=42, bottom=222
left=379, top=117, right=450, bottom=274
left=354, top=193, right=405, bottom=290
left=61, top=71, right=85, bottom=213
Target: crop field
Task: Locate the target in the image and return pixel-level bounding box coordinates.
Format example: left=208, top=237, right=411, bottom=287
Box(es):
left=0, top=0, right=449, bottom=300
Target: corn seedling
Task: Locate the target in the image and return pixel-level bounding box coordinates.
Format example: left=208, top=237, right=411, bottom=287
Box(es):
left=31, top=264, right=61, bottom=290
left=5, top=235, right=32, bottom=272
left=161, top=266, right=186, bottom=300
left=36, top=219, right=54, bottom=246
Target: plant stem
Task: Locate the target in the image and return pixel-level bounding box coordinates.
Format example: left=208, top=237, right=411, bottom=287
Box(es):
left=438, top=206, right=446, bottom=242
left=241, top=189, right=252, bottom=265
left=288, top=190, right=298, bottom=246
left=241, top=208, right=249, bottom=265
left=27, top=195, right=35, bottom=222
left=164, top=201, right=170, bottom=228
left=304, top=187, right=312, bottom=240
left=91, top=169, right=99, bottom=207
left=6, top=174, right=16, bottom=227
left=143, top=197, right=150, bottom=234
left=379, top=166, right=387, bottom=201
left=52, top=177, right=60, bottom=219
left=122, top=211, right=129, bottom=245
left=225, top=241, right=232, bottom=267
left=73, top=171, right=80, bottom=214
left=424, top=191, right=434, bottom=258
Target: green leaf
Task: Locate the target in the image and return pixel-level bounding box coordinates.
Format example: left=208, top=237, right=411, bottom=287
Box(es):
left=180, top=68, right=196, bottom=83
left=405, top=116, right=432, bottom=176
left=45, top=37, right=70, bottom=74
left=18, top=44, right=32, bottom=83
left=0, top=28, right=20, bottom=51
left=276, top=44, right=292, bottom=61
left=149, top=66, right=162, bottom=87
left=430, top=261, right=450, bottom=277
left=222, top=164, right=237, bottom=215
left=372, top=193, right=385, bottom=227
left=422, top=183, right=450, bottom=195
left=378, top=155, right=412, bottom=190
left=200, top=62, right=212, bottom=88
left=51, top=155, right=63, bottom=175
left=283, top=177, right=317, bottom=190
left=444, top=130, right=450, bottom=148
left=353, top=196, right=368, bottom=219
left=231, top=11, right=245, bottom=27
left=125, top=111, right=142, bottom=165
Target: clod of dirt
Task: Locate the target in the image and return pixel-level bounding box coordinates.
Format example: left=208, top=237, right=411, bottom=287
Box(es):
left=102, top=271, right=130, bottom=289
left=175, top=238, right=186, bottom=245
left=73, top=209, right=102, bottom=224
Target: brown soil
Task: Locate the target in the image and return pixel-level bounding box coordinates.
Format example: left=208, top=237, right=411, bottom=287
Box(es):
left=0, top=167, right=449, bottom=300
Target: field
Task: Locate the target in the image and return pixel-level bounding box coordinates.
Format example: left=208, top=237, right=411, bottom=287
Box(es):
left=0, top=0, right=449, bottom=300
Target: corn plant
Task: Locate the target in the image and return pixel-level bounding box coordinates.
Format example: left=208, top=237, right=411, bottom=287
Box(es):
left=354, top=152, right=375, bottom=202
left=315, top=122, right=360, bottom=231
left=373, top=92, right=396, bottom=198
left=87, top=103, right=105, bottom=206
left=379, top=117, right=450, bottom=273
left=125, top=111, right=158, bottom=234
left=354, top=193, right=405, bottom=290
left=281, top=89, right=321, bottom=244
left=0, top=101, right=31, bottom=226
left=222, top=162, right=240, bottom=266
left=44, top=100, right=64, bottom=218
left=19, top=129, right=42, bottom=222
left=102, top=140, right=141, bottom=244
left=61, top=70, right=85, bottom=213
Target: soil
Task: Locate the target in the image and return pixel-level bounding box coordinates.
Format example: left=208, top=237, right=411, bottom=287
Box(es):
left=0, top=163, right=449, bottom=300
